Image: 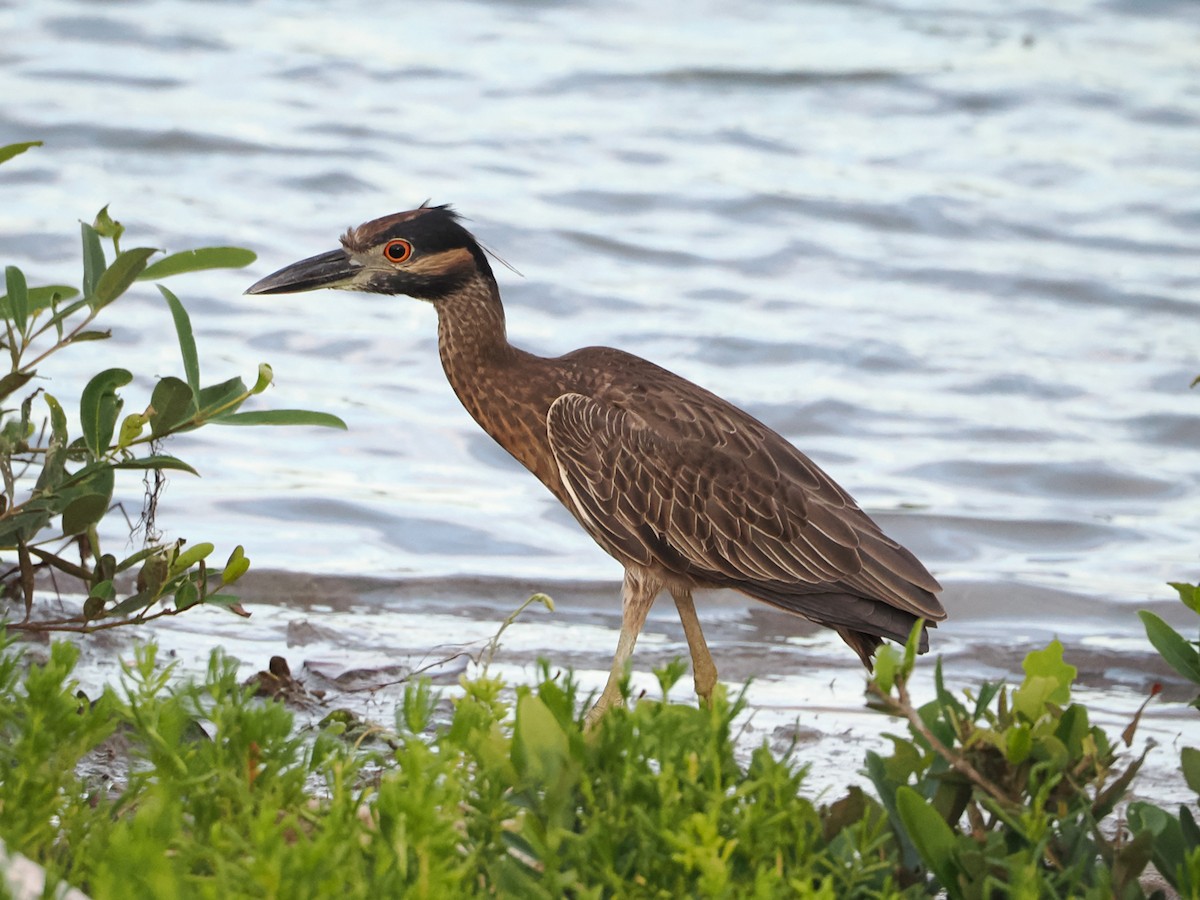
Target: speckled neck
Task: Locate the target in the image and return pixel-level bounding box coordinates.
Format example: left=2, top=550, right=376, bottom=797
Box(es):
left=434, top=275, right=512, bottom=373
left=434, top=275, right=565, bottom=495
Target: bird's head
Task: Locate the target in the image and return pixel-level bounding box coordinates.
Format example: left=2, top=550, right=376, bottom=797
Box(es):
left=245, top=204, right=493, bottom=300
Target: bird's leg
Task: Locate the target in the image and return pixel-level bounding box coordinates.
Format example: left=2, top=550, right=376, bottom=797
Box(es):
left=586, top=570, right=661, bottom=729
left=670, top=588, right=718, bottom=706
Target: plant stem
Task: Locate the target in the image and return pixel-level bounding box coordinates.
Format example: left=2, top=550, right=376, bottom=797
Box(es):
left=5, top=603, right=182, bottom=633
left=875, top=677, right=1016, bottom=812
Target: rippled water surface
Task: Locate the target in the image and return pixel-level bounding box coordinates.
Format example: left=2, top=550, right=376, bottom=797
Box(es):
left=2, top=0, right=1199, bottom=792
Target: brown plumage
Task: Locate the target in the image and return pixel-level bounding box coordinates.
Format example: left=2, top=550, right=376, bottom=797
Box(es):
left=247, top=204, right=946, bottom=721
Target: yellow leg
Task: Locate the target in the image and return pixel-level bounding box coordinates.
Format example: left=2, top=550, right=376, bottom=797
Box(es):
left=586, top=570, right=660, bottom=730
left=671, top=588, right=717, bottom=705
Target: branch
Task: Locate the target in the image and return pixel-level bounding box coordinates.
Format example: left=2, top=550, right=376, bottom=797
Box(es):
left=6, top=603, right=183, bottom=634
left=870, top=677, right=1016, bottom=812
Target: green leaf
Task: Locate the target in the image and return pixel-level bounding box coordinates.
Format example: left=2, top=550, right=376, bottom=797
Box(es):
left=32, top=448, right=66, bottom=496
left=1182, top=805, right=1200, bottom=847
left=221, top=545, right=249, bottom=584
left=0, top=284, right=79, bottom=320
left=1139, top=610, right=1200, bottom=684
left=1182, top=746, right=1200, bottom=795
left=1169, top=581, right=1200, bottom=616
left=0, top=505, right=55, bottom=547
left=157, top=285, right=200, bottom=399
left=31, top=284, right=78, bottom=302
left=113, top=546, right=160, bottom=574
left=1013, top=639, right=1075, bottom=720
left=92, top=205, right=124, bottom=245
left=1128, top=801, right=1188, bottom=894
left=1112, top=828, right=1157, bottom=894
left=82, top=594, right=105, bottom=619
left=971, top=680, right=1002, bottom=720
left=873, top=645, right=898, bottom=694
left=902, top=618, right=922, bottom=676
left=252, top=363, right=273, bottom=394
left=44, top=393, right=68, bottom=446
left=0, top=140, right=43, bottom=165
left=93, top=247, right=157, bottom=309
left=174, top=579, right=200, bottom=611
left=895, top=786, right=959, bottom=893
left=111, top=455, right=200, bottom=477
left=0, top=371, right=35, bottom=403
left=1013, top=677, right=1060, bottom=723
left=1005, top=723, right=1033, bottom=764
left=512, top=693, right=570, bottom=784
left=6, top=265, right=29, bottom=334
left=173, top=542, right=215, bottom=572
left=136, top=554, right=170, bottom=597
left=933, top=655, right=966, bottom=718
left=139, top=246, right=257, bottom=280
left=55, top=463, right=115, bottom=514
left=108, top=590, right=154, bottom=617
left=196, top=376, right=248, bottom=420
left=1094, top=746, right=1149, bottom=820
left=57, top=459, right=106, bottom=491
left=204, top=594, right=251, bottom=617
left=215, top=409, right=348, bottom=429
left=62, top=493, right=111, bottom=535
left=79, top=368, right=132, bottom=458
left=149, top=376, right=197, bottom=437
left=80, top=223, right=106, bottom=299
left=49, top=463, right=116, bottom=537
left=1055, top=703, right=1089, bottom=757
left=117, top=412, right=148, bottom=448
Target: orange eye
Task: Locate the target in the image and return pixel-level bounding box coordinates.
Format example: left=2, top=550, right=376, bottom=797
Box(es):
left=383, top=239, right=412, bottom=263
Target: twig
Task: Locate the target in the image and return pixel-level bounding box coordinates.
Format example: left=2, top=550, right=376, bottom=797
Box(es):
left=6, top=603, right=183, bottom=634
left=873, top=677, right=1015, bottom=812
left=478, top=592, right=554, bottom=674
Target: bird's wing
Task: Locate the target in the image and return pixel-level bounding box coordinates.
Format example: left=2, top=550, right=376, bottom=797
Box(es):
left=545, top=389, right=943, bottom=621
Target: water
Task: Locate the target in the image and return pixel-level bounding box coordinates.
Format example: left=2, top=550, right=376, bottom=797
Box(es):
left=2, top=0, right=1199, bottom=798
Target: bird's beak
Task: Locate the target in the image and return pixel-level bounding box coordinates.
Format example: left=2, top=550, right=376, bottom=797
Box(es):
left=244, top=248, right=361, bottom=295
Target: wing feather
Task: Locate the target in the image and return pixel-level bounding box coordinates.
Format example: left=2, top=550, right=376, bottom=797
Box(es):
left=545, top=387, right=944, bottom=633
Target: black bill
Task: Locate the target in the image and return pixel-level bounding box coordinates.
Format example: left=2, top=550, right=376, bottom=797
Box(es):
left=245, top=248, right=360, bottom=295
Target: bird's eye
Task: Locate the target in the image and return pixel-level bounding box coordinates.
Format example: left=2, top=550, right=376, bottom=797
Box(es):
left=383, top=239, right=413, bottom=263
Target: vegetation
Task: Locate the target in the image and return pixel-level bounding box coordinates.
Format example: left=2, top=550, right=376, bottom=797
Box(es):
left=1130, top=582, right=1200, bottom=897
left=0, top=584, right=1192, bottom=898
left=0, top=141, right=344, bottom=634
left=1, top=140, right=1196, bottom=897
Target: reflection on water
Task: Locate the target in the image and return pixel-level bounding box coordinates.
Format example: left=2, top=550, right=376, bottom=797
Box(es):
left=2, top=0, right=1199, bottom=782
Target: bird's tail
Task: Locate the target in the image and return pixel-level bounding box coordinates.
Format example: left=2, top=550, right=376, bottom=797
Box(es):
left=741, top=588, right=934, bottom=670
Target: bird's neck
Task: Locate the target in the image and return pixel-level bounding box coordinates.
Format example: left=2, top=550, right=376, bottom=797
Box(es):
left=434, top=275, right=564, bottom=489
left=434, top=275, right=513, bottom=373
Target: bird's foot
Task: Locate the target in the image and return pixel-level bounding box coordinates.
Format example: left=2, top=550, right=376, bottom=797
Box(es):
left=692, top=665, right=718, bottom=709
left=584, top=685, right=625, bottom=732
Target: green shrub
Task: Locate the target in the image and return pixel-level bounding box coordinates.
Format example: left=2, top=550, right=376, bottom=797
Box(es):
left=0, top=141, right=344, bottom=633
left=1, top=610, right=1195, bottom=899
left=867, top=632, right=1152, bottom=898
left=1130, top=582, right=1200, bottom=897
left=0, top=636, right=861, bottom=898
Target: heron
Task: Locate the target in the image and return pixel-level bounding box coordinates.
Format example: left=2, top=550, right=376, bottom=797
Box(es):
left=246, top=204, right=945, bottom=724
